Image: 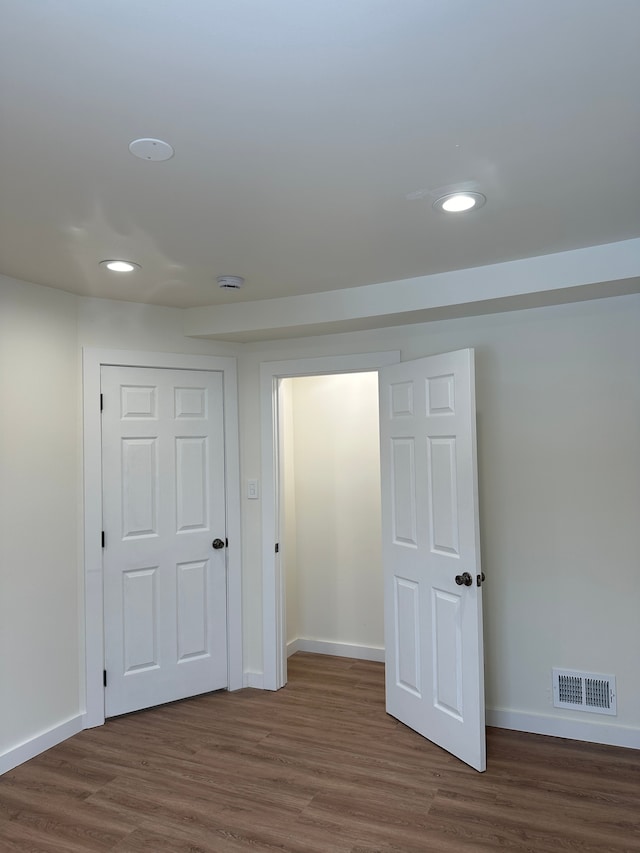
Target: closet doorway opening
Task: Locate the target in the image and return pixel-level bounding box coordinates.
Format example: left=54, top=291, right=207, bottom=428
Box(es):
left=260, top=350, right=400, bottom=690
left=280, top=372, right=384, bottom=671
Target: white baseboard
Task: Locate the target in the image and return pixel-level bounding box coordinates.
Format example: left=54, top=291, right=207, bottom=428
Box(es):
left=243, top=672, right=265, bottom=689
left=0, top=714, right=84, bottom=775
left=486, top=708, right=640, bottom=751
left=289, top=638, right=385, bottom=663
left=286, top=638, right=300, bottom=657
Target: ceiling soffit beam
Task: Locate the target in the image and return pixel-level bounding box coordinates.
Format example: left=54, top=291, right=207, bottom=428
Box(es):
left=183, top=239, right=640, bottom=341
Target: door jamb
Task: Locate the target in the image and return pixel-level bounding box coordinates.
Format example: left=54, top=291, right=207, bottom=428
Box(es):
left=259, top=351, right=400, bottom=691
left=82, top=348, right=243, bottom=728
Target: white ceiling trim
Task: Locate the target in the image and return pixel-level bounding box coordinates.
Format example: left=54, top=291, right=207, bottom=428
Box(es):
left=184, top=239, right=640, bottom=342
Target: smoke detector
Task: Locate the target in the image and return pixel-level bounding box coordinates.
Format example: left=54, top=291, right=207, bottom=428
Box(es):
left=128, top=138, right=174, bottom=162
left=217, top=275, right=245, bottom=290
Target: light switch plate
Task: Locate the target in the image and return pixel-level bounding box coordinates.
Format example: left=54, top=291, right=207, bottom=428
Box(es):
left=247, top=479, right=259, bottom=500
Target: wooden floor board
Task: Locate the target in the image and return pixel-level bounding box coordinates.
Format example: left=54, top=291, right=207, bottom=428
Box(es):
left=1, top=653, right=638, bottom=851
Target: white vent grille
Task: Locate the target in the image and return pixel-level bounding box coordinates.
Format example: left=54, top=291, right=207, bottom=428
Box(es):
left=552, top=668, right=616, bottom=716
left=217, top=275, right=244, bottom=289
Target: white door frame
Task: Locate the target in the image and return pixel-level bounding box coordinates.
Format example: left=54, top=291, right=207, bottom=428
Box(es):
left=260, top=351, right=400, bottom=691
left=82, top=348, right=243, bottom=728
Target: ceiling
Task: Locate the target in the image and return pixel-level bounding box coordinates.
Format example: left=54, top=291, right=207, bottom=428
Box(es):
left=1, top=0, right=639, bottom=311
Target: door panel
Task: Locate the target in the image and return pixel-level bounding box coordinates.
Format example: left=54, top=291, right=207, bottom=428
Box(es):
left=428, top=436, right=459, bottom=555
left=391, top=438, right=418, bottom=545
left=176, top=436, right=209, bottom=531
left=432, top=588, right=463, bottom=718
left=122, top=566, right=158, bottom=673
left=380, top=349, right=485, bottom=772
left=177, top=560, right=209, bottom=660
left=394, top=577, right=421, bottom=695
left=102, top=366, right=227, bottom=717
left=121, top=438, right=158, bottom=538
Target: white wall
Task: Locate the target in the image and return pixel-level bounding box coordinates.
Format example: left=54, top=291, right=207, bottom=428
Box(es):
left=77, top=297, right=239, bottom=357
left=238, top=293, right=640, bottom=741
left=283, top=373, right=383, bottom=650
left=0, top=276, right=80, bottom=758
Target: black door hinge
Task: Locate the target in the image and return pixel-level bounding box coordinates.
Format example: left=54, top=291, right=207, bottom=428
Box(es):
left=103, top=670, right=107, bottom=687
left=101, top=531, right=105, bottom=548
left=100, top=393, right=103, bottom=411
left=225, top=538, right=229, bottom=548
left=275, top=543, right=279, bottom=554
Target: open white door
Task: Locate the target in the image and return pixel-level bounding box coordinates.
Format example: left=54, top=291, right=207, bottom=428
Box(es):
left=379, top=349, right=485, bottom=771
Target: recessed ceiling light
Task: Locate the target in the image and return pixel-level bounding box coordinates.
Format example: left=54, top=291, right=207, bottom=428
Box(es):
left=433, top=192, right=486, bottom=213
left=99, top=260, right=141, bottom=273
left=128, top=138, right=174, bottom=162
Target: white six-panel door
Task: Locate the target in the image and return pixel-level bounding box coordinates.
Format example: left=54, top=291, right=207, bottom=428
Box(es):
left=379, top=349, right=485, bottom=772
left=101, top=366, right=228, bottom=717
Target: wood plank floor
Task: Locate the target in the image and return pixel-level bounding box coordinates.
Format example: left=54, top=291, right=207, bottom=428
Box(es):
left=1, top=653, right=638, bottom=852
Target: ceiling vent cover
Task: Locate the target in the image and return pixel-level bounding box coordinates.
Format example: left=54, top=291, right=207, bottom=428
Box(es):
left=552, top=668, right=617, bottom=715
left=217, top=275, right=244, bottom=290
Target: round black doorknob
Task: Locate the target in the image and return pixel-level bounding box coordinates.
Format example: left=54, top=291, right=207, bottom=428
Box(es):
left=455, top=572, right=473, bottom=586
left=212, top=538, right=225, bottom=550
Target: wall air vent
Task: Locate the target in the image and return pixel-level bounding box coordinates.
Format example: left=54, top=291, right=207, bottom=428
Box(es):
left=552, top=668, right=617, bottom=716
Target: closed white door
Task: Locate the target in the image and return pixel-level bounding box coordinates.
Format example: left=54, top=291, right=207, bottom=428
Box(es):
left=379, top=349, right=485, bottom=771
left=101, top=366, right=228, bottom=717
